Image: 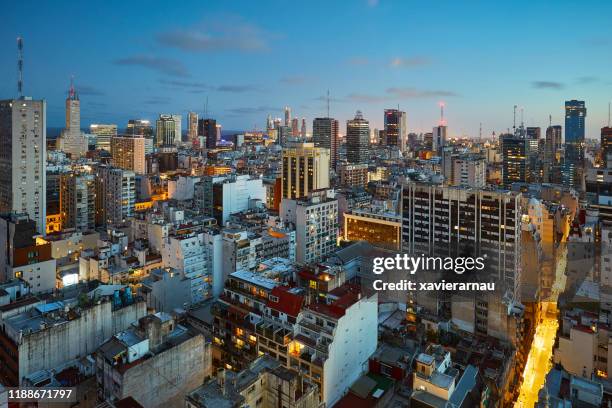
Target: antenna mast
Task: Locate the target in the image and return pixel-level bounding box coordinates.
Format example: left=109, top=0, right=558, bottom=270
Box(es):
left=479, top=122, right=482, bottom=142
left=440, top=102, right=445, bottom=126
left=17, top=37, right=23, bottom=98
left=549, top=114, right=552, bottom=128
left=513, top=105, right=517, bottom=132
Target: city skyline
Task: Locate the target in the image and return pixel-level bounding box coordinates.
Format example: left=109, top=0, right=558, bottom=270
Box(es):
left=1, top=0, right=612, bottom=137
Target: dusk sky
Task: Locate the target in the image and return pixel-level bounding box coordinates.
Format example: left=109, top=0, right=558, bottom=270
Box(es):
left=2, top=0, right=612, bottom=138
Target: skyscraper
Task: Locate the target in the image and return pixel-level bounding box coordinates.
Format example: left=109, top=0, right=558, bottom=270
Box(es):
left=56, top=81, right=88, bottom=158
left=312, top=117, right=339, bottom=170
left=281, top=142, right=330, bottom=199
left=346, top=111, right=370, bottom=164
left=564, top=100, right=586, bottom=189
left=291, top=117, right=300, bottom=137
left=127, top=119, right=153, bottom=138
left=526, top=127, right=541, bottom=140
left=90, top=123, right=117, bottom=152
left=0, top=98, right=46, bottom=234
left=301, top=118, right=307, bottom=137
left=188, top=111, right=198, bottom=145
left=384, top=109, right=407, bottom=151
left=432, top=125, right=447, bottom=154
left=198, top=118, right=217, bottom=149
left=156, top=114, right=181, bottom=147
left=501, top=133, right=528, bottom=187
left=544, top=125, right=563, bottom=183
left=601, top=127, right=612, bottom=167
left=284, top=106, right=291, bottom=126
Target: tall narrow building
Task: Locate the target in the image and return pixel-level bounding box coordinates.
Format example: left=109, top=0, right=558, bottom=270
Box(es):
left=346, top=111, right=370, bottom=164
left=544, top=125, right=563, bottom=183
left=198, top=118, right=217, bottom=149
left=601, top=127, right=612, bottom=167
left=188, top=111, right=198, bottom=145
left=564, top=100, right=586, bottom=189
left=155, top=114, right=181, bottom=147
left=501, top=133, right=528, bottom=187
left=0, top=98, right=47, bottom=234
left=281, top=142, right=330, bottom=199
left=384, top=109, right=407, bottom=151
left=284, top=106, right=291, bottom=126
left=432, top=125, right=447, bottom=154
left=312, top=117, right=339, bottom=170
left=56, top=81, right=88, bottom=158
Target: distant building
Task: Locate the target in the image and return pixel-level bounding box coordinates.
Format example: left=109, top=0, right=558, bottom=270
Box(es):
left=187, top=111, right=198, bottom=144
left=312, top=117, right=339, bottom=170
left=564, top=100, right=586, bottom=189
left=601, top=126, right=612, bottom=167
left=452, top=155, right=486, bottom=188
left=90, top=123, right=118, bottom=152
left=198, top=118, right=217, bottom=149
left=56, top=82, right=88, bottom=158
left=346, top=111, right=370, bottom=164
left=156, top=114, right=181, bottom=147
left=338, top=163, right=369, bottom=189
left=501, top=133, right=528, bottom=187
left=384, top=109, right=407, bottom=151
left=95, top=166, right=135, bottom=226
left=0, top=98, right=47, bottom=233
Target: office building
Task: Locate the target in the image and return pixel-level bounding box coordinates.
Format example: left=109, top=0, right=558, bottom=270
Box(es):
left=312, top=117, right=339, bottom=170
left=187, top=111, right=198, bottom=144
left=156, top=114, right=181, bottom=147
left=291, top=117, right=300, bottom=137
left=346, top=111, right=370, bottom=164
left=564, top=100, right=587, bottom=189
left=281, top=142, right=330, bottom=199
left=601, top=127, right=612, bottom=167
left=90, top=123, right=117, bottom=152
left=284, top=106, right=291, bottom=126
left=501, top=133, right=528, bottom=187
left=56, top=82, right=88, bottom=158
left=526, top=126, right=541, bottom=140
left=432, top=125, right=447, bottom=154
left=198, top=118, right=217, bottom=149
left=344, top=209, right=401, bottom=250
left=0, top=98, right=46, bottom=234
left=452, top=155, right=486, bottom=188
left=280, top=189, right=338, bottom=264
left=127, top=119, right=153, bottom=138
left=384, top=109, right=407, bottom=151
left=111, top=135, right=146, bottom=174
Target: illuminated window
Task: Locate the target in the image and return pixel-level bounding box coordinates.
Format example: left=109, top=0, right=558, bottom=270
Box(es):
left=309, top=280, right=317, bottom=289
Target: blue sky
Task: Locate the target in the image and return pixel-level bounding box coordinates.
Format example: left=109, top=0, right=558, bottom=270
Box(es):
left=1, top=0, right=611, bottom=138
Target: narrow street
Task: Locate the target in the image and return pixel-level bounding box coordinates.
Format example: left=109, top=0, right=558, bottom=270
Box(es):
left=515, top=245, right=567, bottom=407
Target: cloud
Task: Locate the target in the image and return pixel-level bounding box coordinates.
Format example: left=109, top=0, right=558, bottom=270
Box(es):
left=156, top=17, right=271, bottom=53
left=114, top=55, right=190, bottom=77
left=159, top=79, right=258, bottom=93
left=226, top=106, right=280, bottom=116
left=280, top=75, right=310, bottom=85
left=348, top=57, right=370, bottom=66
left=78, top=85, right=105, bottom=96
left=389, top=56, right=430, bottom=68
left=532, top=81, right=564, bottom=90
left=346, top=87, right=458, bottom=103
left=386, top=87, right=458, bottom=98
left=143, top=96, right=172, bottom=105
left=576, top=76, right=599, bottom=84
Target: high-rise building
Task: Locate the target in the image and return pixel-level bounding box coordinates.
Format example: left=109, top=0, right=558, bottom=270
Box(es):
left=432, top=125, right=447, bottom=154
left=127, top=119, right=153, bottom=138
left=198, top=118, right=217, bottom=149
left=156, top=114, right=181, bottom=147
left=188, top=111, right=198, bottom=145
left=346, top=111, right=370, bottom=164
left=60, top=172, right=96, bottom=231
left=291, top=117, right=300, bottom=137
left=301, top=118, right=307, bottom=137
left=564, top=100, right=587, bottom=189
left=526, top=127, right=541, bottom=140
left=384, top=109, right=407, bottom=151
left=601, top=127, right=612, bottom=167
left=452, top=155, right=486, bottom=188
left=284, top=106, right=291, bottom=126
left=0, top=98, right=46, bottom=234
left=95, top=166, right=135, bottom=226
left=501, top=133, right=528, bottom=187
left=56, top=82, right=88, bottom=158
left=281, top=142, right=330, bottom=199
left=543, top=125, right=563, bottom=184
left=312, top=117, right=339, bottom=169
left=111, top=135, right=146, bottom=174
left=90, top=123, right=118, bottom=152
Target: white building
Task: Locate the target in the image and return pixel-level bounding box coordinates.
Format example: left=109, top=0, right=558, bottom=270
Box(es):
left=212, top=175, right=266, bottom=226
left=56, top=84, right=88, bottom=158
left=162, top=232, right=210, bottom=303
left=280, top=189, right=338, bottom=264
left=452, top=155, right=486, bottom=188
left=97, top=166, right=135, bottom=226
left=0, top=98, right=47, bottom=234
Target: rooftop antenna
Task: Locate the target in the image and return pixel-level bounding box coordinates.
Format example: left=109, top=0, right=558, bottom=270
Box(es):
left=326, top=90, right=330, bottom=118
left=520, top=107, right=524, bottom=128
left=69, top=74, right=76, bottom=99
left=479, top=122, right=482, bottom=142
left=17, top=37, right=23, bottom=98
left=513, top=105, right=517, bottom=131
left=439, top=101, right=445, bottom=126
left=204, top=96, right=209, bottom=119
left=549, top=114, right=552, bottom=128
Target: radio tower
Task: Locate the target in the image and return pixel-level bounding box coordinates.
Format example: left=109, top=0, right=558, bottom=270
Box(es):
left=439, top=102, right=445, bottom=125
left=17, top=37, right=24, bottom=98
